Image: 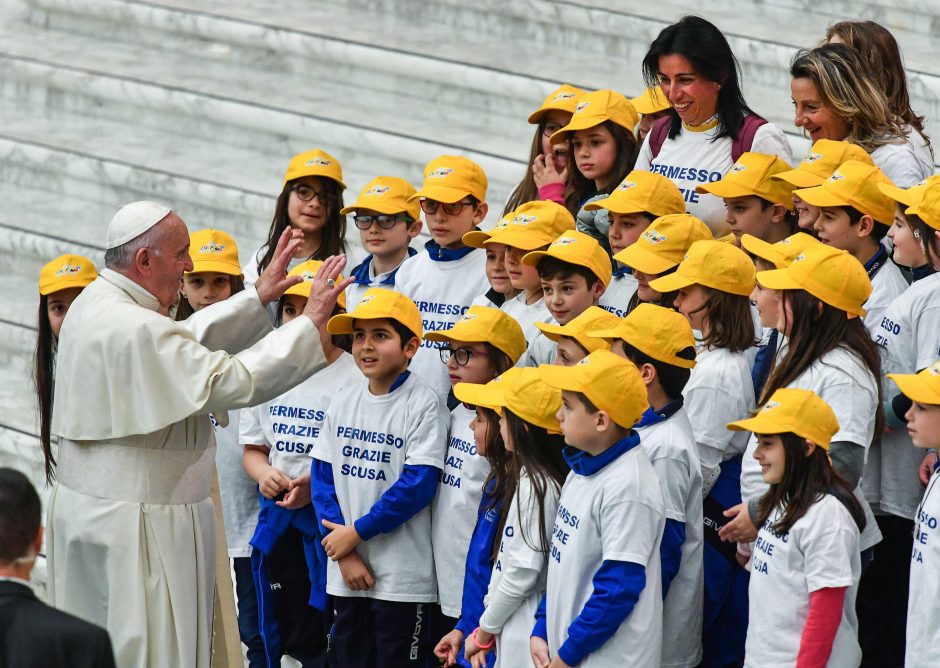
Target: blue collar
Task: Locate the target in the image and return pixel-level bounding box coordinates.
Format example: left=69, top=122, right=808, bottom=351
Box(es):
left=864, top=244, right=890, bottom=279
left=389, top=370, right=411, bottom=393
left=425, top=239, right=476, bottom=262
left=912, top=263, right=936, bottom=282
left=635, top=397, right=684, bottom=428
left=350, top=247, right=417, bottom=285
left=563, top=431, right=641, bottom=476
left=612, top=263, right=632, bottom=278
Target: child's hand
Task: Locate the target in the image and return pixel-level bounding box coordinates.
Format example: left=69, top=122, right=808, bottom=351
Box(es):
left=920, top=451, right=938, bottom=486
left=258, top=467, right=291, bottom=500
left=548, top=657, right=572, bottom=668
left=277, top=473, right=311, bottom=509
left=532, top=154, right=567, bottom=189
left=530, top=636, right=551, bottom=668
left=336, top=552, right=374, bottom=591
left=321, top=519, right=362, bottom=560
left=719, top=503, right=758, bottom=543
left=434, top=629, right=464, bottom=667
left=469, top=647, right=492, bottom=668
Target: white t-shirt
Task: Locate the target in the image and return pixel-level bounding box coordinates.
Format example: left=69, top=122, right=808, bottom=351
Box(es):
left=864, top=257, right=908, bottom=339
left=501, top=292, right=552, bottom=352
left=393, top=249, right=490, bottom=402
left=525, top=329, right=558, bottom=368
left=870, top=127, right=934, bottom=188
left=634, top=121, right=793, bottom=234
left=740, top=347, right=882, bottom=551
left=547, top=445, right=665, bottom=667
left=637, top=409, right=704, bottom=668
left=598, top=273, right=638, bottom=318
left=745, top=495, right=862, bottom=667
left=471, top=291, right=503, bottom=309
left=906, top=467, right=940, bottom=667
left=310, top=372, right=449, bottom=602
left=345, top=253, right=415, bottom=311
left=684, top=345, right=756, bottom=484
left=242, top=246, right=306, bottom=323
left=240, top=352, right=357, bottom=480
left=212, top=411, right=258, bottom=558
left=431, top=404, right=491, bottom=618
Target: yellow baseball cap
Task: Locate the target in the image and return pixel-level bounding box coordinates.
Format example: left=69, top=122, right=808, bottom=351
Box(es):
left=878, top=175, right=937, bottom=211
left=522, top=230, right=613, bottom=287
left=588, top=303, right=696, bottom=369
left=411, top=155, right=488, bottom=204
left=424, top=305, right=527, bottom=365
left=630, top=86, right=671, bottom=115
left=755, top=244, right=871, bottom=318
left=528, top=84, right=587, bottom=124
left=39, top=253, right=98, bottom=295
left=283, top=260, right=346, bottom=308
left=584, top=170, right=685, bottom=217
left=741, top=232, right=821, bottom=269
left=550, top=90, right=639, bottom=144
left=716, top=231, right=737, bottom=244
left=613, top=214, right=712, bottom=275
left=282, top=148, right=346, bottom=189
left=905, top=177, right=940, bottom=231
left=534, top=306, right=620, bottom=353
left=539, top=349, right=649, bottom=429
left=794, top=160, right=895, bottom=227
left=327, top=287, right=421, bottom=339
left=187, top=229, right=241, bottom=276
left=455, top=367, right=562, bottom=432
left=339, top=176, right=420, bottom=220
left=463, top=212, right=513, bottom=248
left=772, top=139, right=873, bottom=189
left=649, top=239, right=756, bottom=296
left=888, top=360, right=940, bottom=405
left=727, top=387, right=839, bottom=450
left=696, top=152, right=796, bottom=210
left=478, top=201, right=576, bottom=251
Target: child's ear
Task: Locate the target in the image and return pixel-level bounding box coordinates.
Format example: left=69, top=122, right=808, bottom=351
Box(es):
left=595, top=409, right=613, bottom=431
left=770, top=203, right=789, bottom=224
left=639, top=362, right=657, bottom=387
left=592, top=279, right=606, bottom=301
left=472, top=202, right=489, bottom=226
left=403, top=335, right=421, bottom=360
left=407, top=219, right=423, bottom=239
left=804, top=438, right=816, bottom=457
left=857, top=214, right=876, bottom=238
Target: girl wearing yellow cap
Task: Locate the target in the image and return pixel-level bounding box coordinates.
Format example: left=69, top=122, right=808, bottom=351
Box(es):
left=728, top=388, right=865, bottom=667
left=174, top=228, right=245, bottom=321
left=35, top=253, right=98, bottom=482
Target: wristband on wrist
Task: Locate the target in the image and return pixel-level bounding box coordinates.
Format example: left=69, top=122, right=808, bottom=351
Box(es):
left=470, top=627, right=496, bottom=650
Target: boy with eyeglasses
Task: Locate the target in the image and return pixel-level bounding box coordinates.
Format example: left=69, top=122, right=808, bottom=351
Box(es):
left=394, top=156, right=492, bottom=404
left=342, top=177, right=424, bottom=310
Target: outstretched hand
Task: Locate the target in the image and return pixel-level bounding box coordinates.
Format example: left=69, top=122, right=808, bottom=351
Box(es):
left=254, top=228, right=304, bottom=305
left=303, top=255, right=356, bottom=329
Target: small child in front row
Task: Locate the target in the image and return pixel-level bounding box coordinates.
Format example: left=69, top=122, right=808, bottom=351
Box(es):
left=310, top=288, right=449, bottom=667
left=534, top=350, right=666, bottom=666
left=728, top=388, right=865, bottom=667
left=534, top=306, right=619, bottom=366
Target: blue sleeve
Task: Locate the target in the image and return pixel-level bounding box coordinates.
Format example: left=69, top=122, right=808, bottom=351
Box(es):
left=531, top=593, right=547, bottom=640
left=557, top=560, right=646, bottom=666
left=660, top=519, right=686, bottom=599
left=310, top=459, right=344, bottom=539
left=353, top=464, right=438, bottom=541
left=455, top=493, right=503, bottom=636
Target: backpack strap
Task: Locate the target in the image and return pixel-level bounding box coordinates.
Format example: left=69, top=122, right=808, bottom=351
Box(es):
left=648, top=116, right=672, bottom=160
left=731, top=115, right=768, bottom=162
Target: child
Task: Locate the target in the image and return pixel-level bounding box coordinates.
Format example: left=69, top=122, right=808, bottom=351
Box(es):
left=582, top=170, right=686, bottom=317
left=423, top=306, right=526, bottom=641
left=887, top=361, right=940, bottom=666
left=882, top=178, right=935, bottom=275
left=589, top=304, right=704, bottom=668
left=534, top=306, right=619, bottom=366
left=394, top=155, right=492, bottom=402
left=341, top=176, right=423, bottom=310
left=521, top=230, right=613, bottom=366
left=455, top=368, right=569, bottom=668
left=311, top=287, right=449, bottom=667
left=35, top=253, right=98, bottom=482
left=535, top=349, right=665, bottom=665
left=728, top=388, right=865, bottom=667
left=176, top=229, right=246, bottom=320
left=630, top=86, right=672, bottom=144
left=696, top=152, right=798, bottom=246
left=614, top=213, right=712, bottom=312
left=794, top=159, right=908, bottom=336
left=549, top=90, right=640, bottom=246
left=466, top=212, right=519, bottom=309
left=240, top=260, right=354, bottom=667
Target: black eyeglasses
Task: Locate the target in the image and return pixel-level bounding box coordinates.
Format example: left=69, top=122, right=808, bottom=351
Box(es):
left=439, top=346, right=476, bottom=366
left=291, top=184, right=332, bottom=204
left=541, top=121, right=564, bottom=138
left=420, top=199, right=475, bottom=216
left=353, top=214, right=410, bottom=230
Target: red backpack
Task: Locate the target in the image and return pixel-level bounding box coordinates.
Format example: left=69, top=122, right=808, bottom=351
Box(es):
left=648, top=114, right=767, bottom=162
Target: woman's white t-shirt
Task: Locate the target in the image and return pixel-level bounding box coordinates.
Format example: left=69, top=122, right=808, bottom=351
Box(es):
left=870, top=126, right=934, bottom=188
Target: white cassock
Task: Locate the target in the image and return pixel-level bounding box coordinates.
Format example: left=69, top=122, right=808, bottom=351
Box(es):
left=46, top=268, right=326, bottom=667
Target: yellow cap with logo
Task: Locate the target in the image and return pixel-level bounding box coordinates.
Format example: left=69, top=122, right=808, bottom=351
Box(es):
left=455, top=367, right=562, bottom=432
left=794, top=160, right=895, bottom=226
left=463, top=211, right=513, bottom=248
left=613, top=213, right=712, bottom=275
left=283, top=260, right=346, bottom=308
left=411, top=155, right=488, bottom=204
left=340, top=176, right=420, bottom=220
left=630, top=86, right=671, bottom=115
left=39, top=253, right=98, bottom=296
left=905, top=177, right=940, bottom=231
left=327, top=287, right=421, bottom=339
left=696, top=152, right=796, bottom=210
left=424, top=305, right=527, bottom=365
left=888, top=360, right=940, bottom=405
left=550, top=90, right=639, bottom=144
left=584, top=170, right=685, bottom=217
left=755, top=244, right=871, bottom=318
left=741, top=232, right=821, bottom=269
left=772, top=139, right=873, bottom=189
left=539, top=349, right=649, bottom=429
left=476, top=201, right=576, bottom=251
left=649, top=239, right=756, bottom=296
left=188, top=229, right=241, bottom=276
left=728, top=387, right=840, bottom=450
left=528, top=84, right=587, bottom=124
left=534, top=306, right=620, bottom=353
left=879, top=174, right=940, bottom=211
left=522, top=230, right=613, bottom=287
left=283, top=148, right=346, bottom=189
left=588, top=303, right=696, bottom=369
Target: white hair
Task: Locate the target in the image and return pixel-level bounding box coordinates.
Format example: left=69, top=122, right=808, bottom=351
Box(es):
left=104, top=220, right=171, bottom=271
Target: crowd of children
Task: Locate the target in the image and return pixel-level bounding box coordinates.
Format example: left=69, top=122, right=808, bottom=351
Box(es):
left=33, top=13, right=940, bottom=668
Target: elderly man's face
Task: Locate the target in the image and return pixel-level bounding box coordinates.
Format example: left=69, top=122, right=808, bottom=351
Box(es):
left=150, top=214, right=194, bottom=309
